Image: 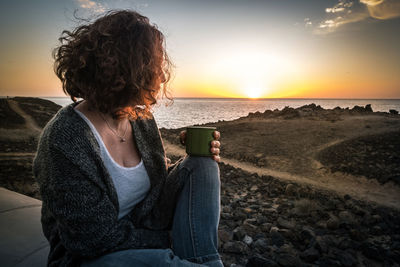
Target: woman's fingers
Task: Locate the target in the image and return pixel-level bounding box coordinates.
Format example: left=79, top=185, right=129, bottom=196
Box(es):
left=179, top=130, right=186, bottom=145
left=212, top=155, right=221, bottom=163
left=211, top=134, right=221, bottom=163
left=211, top=140, right=220, bottom=148
left=213, top=131, right=220, bottom=140
left=210, top=147, right=220, bottom=155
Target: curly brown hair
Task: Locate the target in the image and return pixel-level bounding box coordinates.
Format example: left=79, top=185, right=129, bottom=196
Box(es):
left=53, top=10, right=172, bottom=119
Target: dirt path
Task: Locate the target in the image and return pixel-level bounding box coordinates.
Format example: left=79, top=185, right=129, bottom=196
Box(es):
left=164, top=140, right=400, bottom=209
left=7, top=100, right=42, bottom=133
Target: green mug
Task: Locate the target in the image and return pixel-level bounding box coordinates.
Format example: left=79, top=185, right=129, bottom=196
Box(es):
left=185, top=126, right=216, bottom=156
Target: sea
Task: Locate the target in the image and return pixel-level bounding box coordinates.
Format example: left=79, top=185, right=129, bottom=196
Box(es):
left=42, top=97, right=400, bottom=129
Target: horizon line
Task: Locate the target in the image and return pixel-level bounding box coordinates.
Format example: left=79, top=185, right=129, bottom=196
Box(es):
left=1, top=95, right=400, bottom=101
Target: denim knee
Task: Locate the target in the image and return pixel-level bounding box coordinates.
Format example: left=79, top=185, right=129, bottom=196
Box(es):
left=183, top=156, right=219, bottom=175
left=179, top=156, right=220, bottom=187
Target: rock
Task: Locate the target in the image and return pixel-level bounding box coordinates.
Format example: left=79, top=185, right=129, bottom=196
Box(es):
left=260, top=223, right=272, bottom=232
left=250, top=185, right=258, bottom=191
left=233, top=211, right=248, bottom=221
left=245, top=217, right=258, bottom=223
left=243, top=235, right=253, bottom=246
left=223, top=241, right=249, bottom=254
left=285, top=184, right=297, bottom=196
left=370, top=225, right=382, bottom=235
left=257, top=158, right=267, bottom=167
left=221, top=212, right=233, bottom=220
left=255, top=153, right=263, bottom=159
left=270, top=226, right=279, bottom=233
left=279, top=106, right=300, bottom=119
left=246, top=256, right=278, bottom=267
left=372, top=214, right=382, bottom=223
left=314, top=236, right=330, bottom=253
left=243, top=207, right=254, bottom=214
left=361, top=242, right=384, bottom=261
left=233, top=226, right=247, bottom=241
left=317, top=256, right=342, bottom=266
left=389, top=109, right=399, bottom=115
left=269, top=231, right=284, bottom=247
left=275, top=253, right=302, bottom=267
left=300, top=227, right=316, bottom=246
left=222, top=205, right=232, bottom=213
left=256, top=216, right=268, bottom=225
left=277, top=218, right=295, bottom=230
left=316, top=220, right=327, bottom=229
left=242, top=221, right=259, bottom=236
left=337, top=251, right=357, bottom=266
left=349, top=229, right=367, bottom=241
left=338, top=211, right=355, bottom=225
left=219, top=229, right=233, bottom=243
left=338, top=238, right=359, bottom=250
left=300, top=247, right=320, bottom=263
left=278, top=229, right=294, bottom=240
left=253, top=238, right=269, bottom=250
left=365, top=104, right=373, bottom=112
left=327, top=216, right=340, bottom=230
left=344, top=194, right=351, bottom=200
left=351, top=105, right=369, bottom=112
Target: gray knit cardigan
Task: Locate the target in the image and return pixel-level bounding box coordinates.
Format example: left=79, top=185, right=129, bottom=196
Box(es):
left=33, top=101, right=184, bottom=267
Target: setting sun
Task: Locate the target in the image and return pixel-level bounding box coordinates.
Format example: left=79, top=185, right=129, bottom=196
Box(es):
left=245, top=86, right=263, bottom=99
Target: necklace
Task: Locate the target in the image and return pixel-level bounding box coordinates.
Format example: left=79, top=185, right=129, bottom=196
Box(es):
left=99, top=113, right=128, bottom=142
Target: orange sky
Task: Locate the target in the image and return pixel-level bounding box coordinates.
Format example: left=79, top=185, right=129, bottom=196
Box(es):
left=0, top=0, right=399, bottom=99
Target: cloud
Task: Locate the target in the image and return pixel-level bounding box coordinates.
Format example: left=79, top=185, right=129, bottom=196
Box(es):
left=309, top=0, right=400, bottom=34
left=360, top=0, right=384, bottom=6
left=362, top=0, right=400, bottom=19
left=326, top=7, right=346, bottom=13
left=304, top=18, right=313, bottom=27
left=76, top=0, right=106, bottom=13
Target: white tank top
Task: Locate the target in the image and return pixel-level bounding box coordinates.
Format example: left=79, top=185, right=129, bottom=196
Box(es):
left=74, top=108, right=151, bottom=220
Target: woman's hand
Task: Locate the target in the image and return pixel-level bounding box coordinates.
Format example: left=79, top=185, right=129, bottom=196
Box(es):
left=179, top=130, right=221, bottom=163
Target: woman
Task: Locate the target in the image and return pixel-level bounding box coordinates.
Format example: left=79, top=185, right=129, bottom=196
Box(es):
left=33, top=10, right=223, bottom=267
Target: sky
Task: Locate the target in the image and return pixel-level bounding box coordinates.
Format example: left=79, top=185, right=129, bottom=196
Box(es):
left=0, top=0, right=399, bottom=99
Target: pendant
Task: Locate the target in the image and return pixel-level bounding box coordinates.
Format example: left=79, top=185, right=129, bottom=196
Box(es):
left=120, top=138, right=126, bottom=142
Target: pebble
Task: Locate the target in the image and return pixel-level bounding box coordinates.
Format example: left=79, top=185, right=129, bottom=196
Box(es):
left=277, top=218, right=295, bottom=230
left=269, top=231, right=285, bottom=247
left=219, top=229, right=233, bottom=243
left=326, top=216, right=340, bottom=230
left=233, top=227, right=246, bottom=241
left=223, top=241, right=249, bottom=254
left=300, top=247, right=320, bottom=263
left=242, top=235, right=253, bottom=246
left=276, top=253, right=302, bottom=267
left=250, top=185, right=258, bottom=191
left=253, top=238, right=269, bottom=250
left=285, top=184, right=297, bottom=196
left=338, top=210, right=355, bottom=225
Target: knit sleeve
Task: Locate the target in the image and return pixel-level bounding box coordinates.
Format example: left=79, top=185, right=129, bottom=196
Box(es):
left=35, top=144, right=170, bottom=259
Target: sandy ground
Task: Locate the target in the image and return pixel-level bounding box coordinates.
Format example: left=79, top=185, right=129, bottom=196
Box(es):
left=161, top=106, right=400, bottom=209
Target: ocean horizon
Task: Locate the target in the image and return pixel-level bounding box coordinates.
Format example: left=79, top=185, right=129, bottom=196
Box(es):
left=2, top=96, right=400, bottom=129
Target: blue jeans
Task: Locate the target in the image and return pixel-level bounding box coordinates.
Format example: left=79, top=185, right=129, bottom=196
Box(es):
left=81, top=156, right=223, bottom=267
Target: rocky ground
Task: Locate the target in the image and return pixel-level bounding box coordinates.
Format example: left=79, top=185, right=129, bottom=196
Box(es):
left=214, top=162, right=400, bottom=266
left=317, top=130, right=400, bottom=185
left=1, top=97, right=400, bottom=266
